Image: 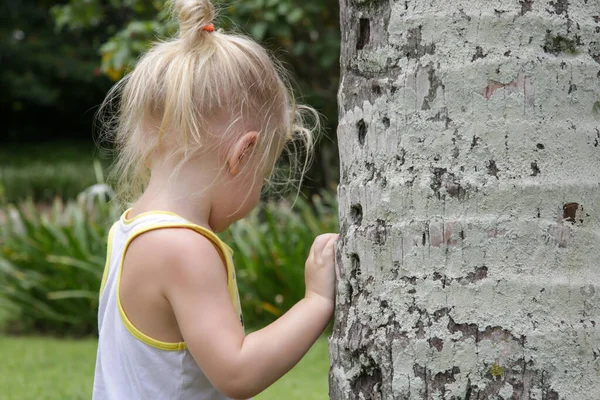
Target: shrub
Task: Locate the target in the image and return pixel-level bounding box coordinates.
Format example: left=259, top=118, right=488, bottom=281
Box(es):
left=223, top=190, right=339, bottom=327
left=0, top=187, right=338, bottom=335
left=0, top=185, right=118, bottom=335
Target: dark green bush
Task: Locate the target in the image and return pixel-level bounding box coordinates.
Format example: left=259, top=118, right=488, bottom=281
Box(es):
left=0, top=188, right=338, bottom=335
left=0, top=186, right=118, bottom=335
left=222, top=190, right=339, bottom=327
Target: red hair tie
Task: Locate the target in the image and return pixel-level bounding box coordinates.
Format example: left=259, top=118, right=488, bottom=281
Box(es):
left=200, top=23, right=215, bottom=32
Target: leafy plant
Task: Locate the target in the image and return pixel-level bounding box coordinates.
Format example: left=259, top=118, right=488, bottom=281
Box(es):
left=0, top=185, right=119, bottom=335
left=52, top=0, right=340, bottom=86
left=0, top=185, right=338, bottom=335
left=223, top=190, right=339, bottom=327
left=0, top=1, right=114, bottom=141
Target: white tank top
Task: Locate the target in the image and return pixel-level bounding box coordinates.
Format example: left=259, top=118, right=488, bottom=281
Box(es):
left=92, top=209, right=244, bottom=400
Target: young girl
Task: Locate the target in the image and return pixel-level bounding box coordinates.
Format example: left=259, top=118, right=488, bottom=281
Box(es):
left=92, top=1, right=338, bottom=399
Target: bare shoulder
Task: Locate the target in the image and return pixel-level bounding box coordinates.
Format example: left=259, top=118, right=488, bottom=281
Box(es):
left=126, top=227, right=227, bottom=285
left=118, top=227, right=228, bottom=344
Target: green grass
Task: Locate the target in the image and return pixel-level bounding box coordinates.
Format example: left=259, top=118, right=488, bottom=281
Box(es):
left=0, top=336, right=97, bottom=400
left=0, top=335, right=330, bottom=400
left=0, top=140, right=112, bottom=203
left=256, top=336, right=330, bottom=400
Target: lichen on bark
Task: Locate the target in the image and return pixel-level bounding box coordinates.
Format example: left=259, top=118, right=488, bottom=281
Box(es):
left=331, top=0, right=600, bottom=399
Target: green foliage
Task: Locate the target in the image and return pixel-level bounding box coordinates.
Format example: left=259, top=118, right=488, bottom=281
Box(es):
left=52, top=0, right=339, bottom=78
left=222, top=190, right=339, bottom=326
left=0, top=1, right=113, bottom=140
left=51, top=0, right=340, bottom=135
left=0, top=187, right=338, bottom=335
left=0, top=186, right=119, bottom=335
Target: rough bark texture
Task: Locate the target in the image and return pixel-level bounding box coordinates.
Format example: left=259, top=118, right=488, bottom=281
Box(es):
left=331, top=0, right=600, bottom=399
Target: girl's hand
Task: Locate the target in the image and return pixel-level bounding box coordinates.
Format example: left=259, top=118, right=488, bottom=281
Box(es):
left=304, top=233, right=339, bottom=302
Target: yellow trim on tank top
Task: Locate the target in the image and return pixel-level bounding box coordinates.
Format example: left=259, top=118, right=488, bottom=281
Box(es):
left=116, top=222, right=239, bottom=352
left=99, top=223, right=117, bottom=297
left=121, top=208, right=183, bottom=225
left=120, top=208, right=235, bottom=254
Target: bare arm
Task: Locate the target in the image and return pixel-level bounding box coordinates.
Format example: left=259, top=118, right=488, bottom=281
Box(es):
left=162, top=230, right=337, bottom=399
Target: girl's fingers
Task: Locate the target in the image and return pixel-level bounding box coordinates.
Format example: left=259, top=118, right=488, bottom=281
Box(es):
left=323, top=235, right=337, bottom=255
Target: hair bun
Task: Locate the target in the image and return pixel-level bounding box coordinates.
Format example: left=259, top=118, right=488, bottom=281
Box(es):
left=174, top=0, right=216, bottom=38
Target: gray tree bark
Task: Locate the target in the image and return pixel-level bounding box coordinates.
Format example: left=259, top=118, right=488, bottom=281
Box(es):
left=330, top=0, right=600, bottom=399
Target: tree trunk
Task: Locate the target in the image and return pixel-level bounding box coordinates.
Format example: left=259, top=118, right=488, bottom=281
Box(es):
left=330, top=1, right=600, bottom=399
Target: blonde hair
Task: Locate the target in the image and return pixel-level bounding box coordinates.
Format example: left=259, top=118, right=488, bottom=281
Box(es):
left=99, top=0, right=318, bottom=204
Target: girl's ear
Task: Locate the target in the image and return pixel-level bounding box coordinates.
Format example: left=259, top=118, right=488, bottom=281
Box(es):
left=228, top=131, right=258, bottom=176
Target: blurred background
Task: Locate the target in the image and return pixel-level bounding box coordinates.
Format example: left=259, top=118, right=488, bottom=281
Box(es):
left=0, top=1, right=340, bottom=399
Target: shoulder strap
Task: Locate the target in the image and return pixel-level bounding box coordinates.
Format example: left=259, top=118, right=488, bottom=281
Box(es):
left=116, top=209, right=244, bottom=327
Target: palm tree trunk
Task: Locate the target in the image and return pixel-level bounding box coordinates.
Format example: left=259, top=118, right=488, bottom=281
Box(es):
left=331, top=1, right=600, bottom=398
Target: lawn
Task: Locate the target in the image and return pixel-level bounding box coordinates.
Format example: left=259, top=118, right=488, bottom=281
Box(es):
left=0, top=140, right=110, bottom=203
left=0, top=335, right=330, bottom=400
